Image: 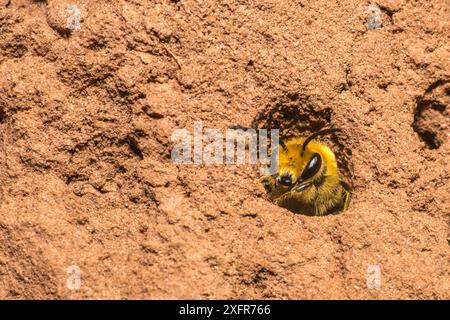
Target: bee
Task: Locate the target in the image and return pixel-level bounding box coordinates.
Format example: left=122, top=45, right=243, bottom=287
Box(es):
left=260, top=128, right=351, bottom=215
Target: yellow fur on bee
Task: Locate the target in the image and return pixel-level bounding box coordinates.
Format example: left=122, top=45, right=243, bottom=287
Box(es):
left=278, top=138, right=339, bottom=184
left=261, top=137, right=350, bottom=216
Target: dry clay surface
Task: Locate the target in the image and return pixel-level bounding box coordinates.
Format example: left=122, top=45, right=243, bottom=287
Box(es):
left=0, top=0, right=449, bottom=299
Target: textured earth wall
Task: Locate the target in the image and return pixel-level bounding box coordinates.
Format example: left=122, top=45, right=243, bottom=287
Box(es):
left=0, top=0, right=448, bottom=299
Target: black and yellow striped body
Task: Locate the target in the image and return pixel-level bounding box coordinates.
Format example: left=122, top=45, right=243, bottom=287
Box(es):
left=260, top=136, right=351, bottom=216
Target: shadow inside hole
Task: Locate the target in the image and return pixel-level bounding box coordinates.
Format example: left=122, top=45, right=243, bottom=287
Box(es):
left=277, top=196, right=350, bottom=216
left=252, top=93, right=332, bottom=138
left=413, top=101, right=448, bottom=149
left=0, top=108, right=6, bottom=123
left=412, top=80, right=449, bottom=149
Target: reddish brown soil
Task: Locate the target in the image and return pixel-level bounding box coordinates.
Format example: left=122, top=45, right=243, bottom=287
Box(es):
left=0, top=0, right=448, bottom=299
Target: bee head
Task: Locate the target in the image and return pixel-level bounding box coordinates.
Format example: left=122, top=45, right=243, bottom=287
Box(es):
left=277, top=151, right=323, bottom=188
left=277, top=128, right=341, bottom=189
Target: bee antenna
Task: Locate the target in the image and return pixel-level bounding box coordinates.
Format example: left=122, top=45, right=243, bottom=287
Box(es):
left=301, top=128, right=342, bottom=156
left=279, top=140, right=287, bottom=151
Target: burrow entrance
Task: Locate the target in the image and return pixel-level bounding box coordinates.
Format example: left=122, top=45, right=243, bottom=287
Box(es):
left=252, top=93, right=355, bottom=188
left=413, top=80, right=449, bottom=150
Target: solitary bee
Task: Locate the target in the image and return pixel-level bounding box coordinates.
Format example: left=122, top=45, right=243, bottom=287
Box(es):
left=260, top=128, right=351, bottom=215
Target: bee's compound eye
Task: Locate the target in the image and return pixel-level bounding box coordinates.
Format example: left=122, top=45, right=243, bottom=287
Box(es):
left=277, top=174, right=292, bottom=186
left=300, top=153, right=322, bottom=181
